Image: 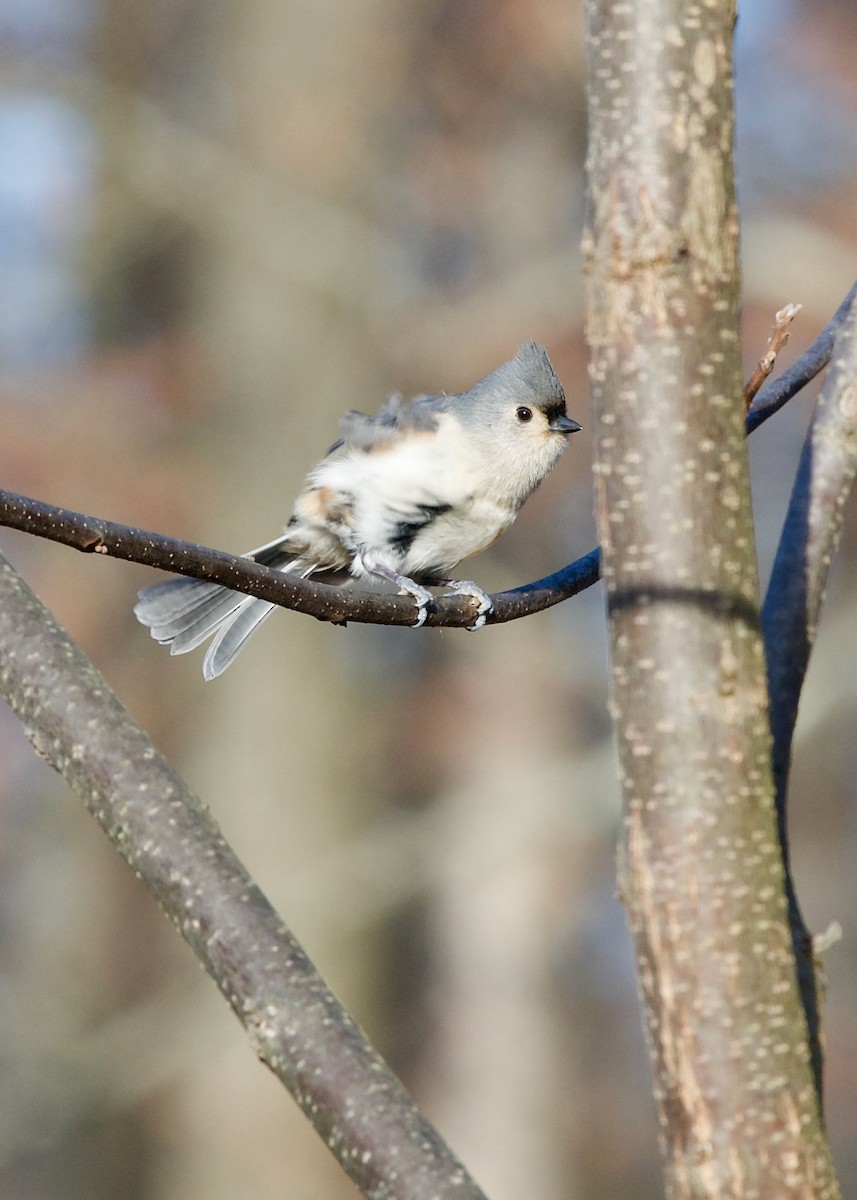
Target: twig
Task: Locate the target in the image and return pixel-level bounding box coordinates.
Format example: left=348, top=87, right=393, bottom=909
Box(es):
left=746, top=281, right=857, bottom=433
left=760, top=298, right=857, bottom=1098
left=743, top=303, right=802, bottom=410
left=0, top=551, right=489, bottom=1200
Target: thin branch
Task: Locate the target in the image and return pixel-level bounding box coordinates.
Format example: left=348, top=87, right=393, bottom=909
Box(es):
left=746, top=281, right=857, bottom=433
left=0, top=488, right=601, bottom=626
left=743, top=303, right=802, bottom=410
left=761, top=299, right=857, bottom=1097
left=0, top=550, right=488, bottom=1200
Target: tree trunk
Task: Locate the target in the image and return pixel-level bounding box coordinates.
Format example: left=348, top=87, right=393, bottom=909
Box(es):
left=582, top=0, right=840, bottom=1194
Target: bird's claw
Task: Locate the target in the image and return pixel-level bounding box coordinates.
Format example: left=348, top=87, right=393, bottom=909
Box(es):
left=364, top=562, right=491, bottom=629
left=397, top=580, right=435, bottom=628
left=362, top=561, right=435, bottom=628
left=444, top=580, right=494, bottom=631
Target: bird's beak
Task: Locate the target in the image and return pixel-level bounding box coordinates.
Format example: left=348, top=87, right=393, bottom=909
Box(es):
left=549, top=415, right=582, bottom=435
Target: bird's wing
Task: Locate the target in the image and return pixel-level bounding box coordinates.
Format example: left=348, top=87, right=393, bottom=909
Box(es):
left=334, top=392, right=449, bottom=452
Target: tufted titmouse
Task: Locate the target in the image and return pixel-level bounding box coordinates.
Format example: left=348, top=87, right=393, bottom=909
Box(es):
left=134, top=342, right=581, bottom=679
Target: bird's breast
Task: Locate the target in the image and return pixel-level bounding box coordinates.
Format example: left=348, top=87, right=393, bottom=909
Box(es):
left=400, top=494, right=515, bottom=576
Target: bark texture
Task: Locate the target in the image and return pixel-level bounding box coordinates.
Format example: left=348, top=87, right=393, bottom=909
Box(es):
left=582, top=1, right=839, bottom=1196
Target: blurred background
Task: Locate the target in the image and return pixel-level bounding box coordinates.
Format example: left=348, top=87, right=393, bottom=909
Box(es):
left=0, top=1, right=856, bottom=1197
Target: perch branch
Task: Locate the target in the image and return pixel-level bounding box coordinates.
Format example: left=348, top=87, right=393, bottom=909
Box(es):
left=0, top=285, right=852, bottom=627
left=0, top=489, right=601, bottom=626
left=0, top=550, right=488, bottom=1200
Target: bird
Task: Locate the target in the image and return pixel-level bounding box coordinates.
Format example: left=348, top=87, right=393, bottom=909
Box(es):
left=134, top=342, right=581, bottom=679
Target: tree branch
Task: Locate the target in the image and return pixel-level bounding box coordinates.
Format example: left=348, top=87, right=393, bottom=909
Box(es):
left=0, top=487, right=601, bottom=627
left=764, top=297, right=857, bottom=808
left=0, top=549, right=488, bottom=1200
left=761, top=299, right=857, bottom=1099
left=746, top=281, right=857, bottom=433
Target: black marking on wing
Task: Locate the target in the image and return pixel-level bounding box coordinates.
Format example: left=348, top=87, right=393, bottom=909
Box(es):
left=389, top=503, right=454, bottom=555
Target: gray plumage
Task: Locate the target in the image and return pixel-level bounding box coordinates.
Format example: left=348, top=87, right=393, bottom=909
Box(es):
left=337, top=391, right=444, bottom=450
left=134, top=343, right=581, bottom=679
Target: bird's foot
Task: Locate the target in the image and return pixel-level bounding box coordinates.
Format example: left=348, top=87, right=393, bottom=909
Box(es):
left=443, top=580, right=493, bottom=631
left=365, top=562, right=435, bottom=627
left=397, top=578, right=435, bottom=628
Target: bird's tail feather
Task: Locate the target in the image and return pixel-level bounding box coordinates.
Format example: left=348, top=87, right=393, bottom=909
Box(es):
left=134, top=540, right=304, bottom=679
left=202, top=597, right=277, bottom=680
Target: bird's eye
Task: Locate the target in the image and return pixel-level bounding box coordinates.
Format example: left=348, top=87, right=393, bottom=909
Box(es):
left=516, top=406, right=533, bottom=423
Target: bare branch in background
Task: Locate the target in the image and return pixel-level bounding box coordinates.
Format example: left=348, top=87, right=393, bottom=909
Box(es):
left=0, top=551, right=488, bottom=1200
left=761, top=300, right=857, bottom=1095
left=764, top=300, right=857, bottom=784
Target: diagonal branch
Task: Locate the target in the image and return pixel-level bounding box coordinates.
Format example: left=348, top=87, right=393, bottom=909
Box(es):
left=0, top=550, right=489, bottom=1200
